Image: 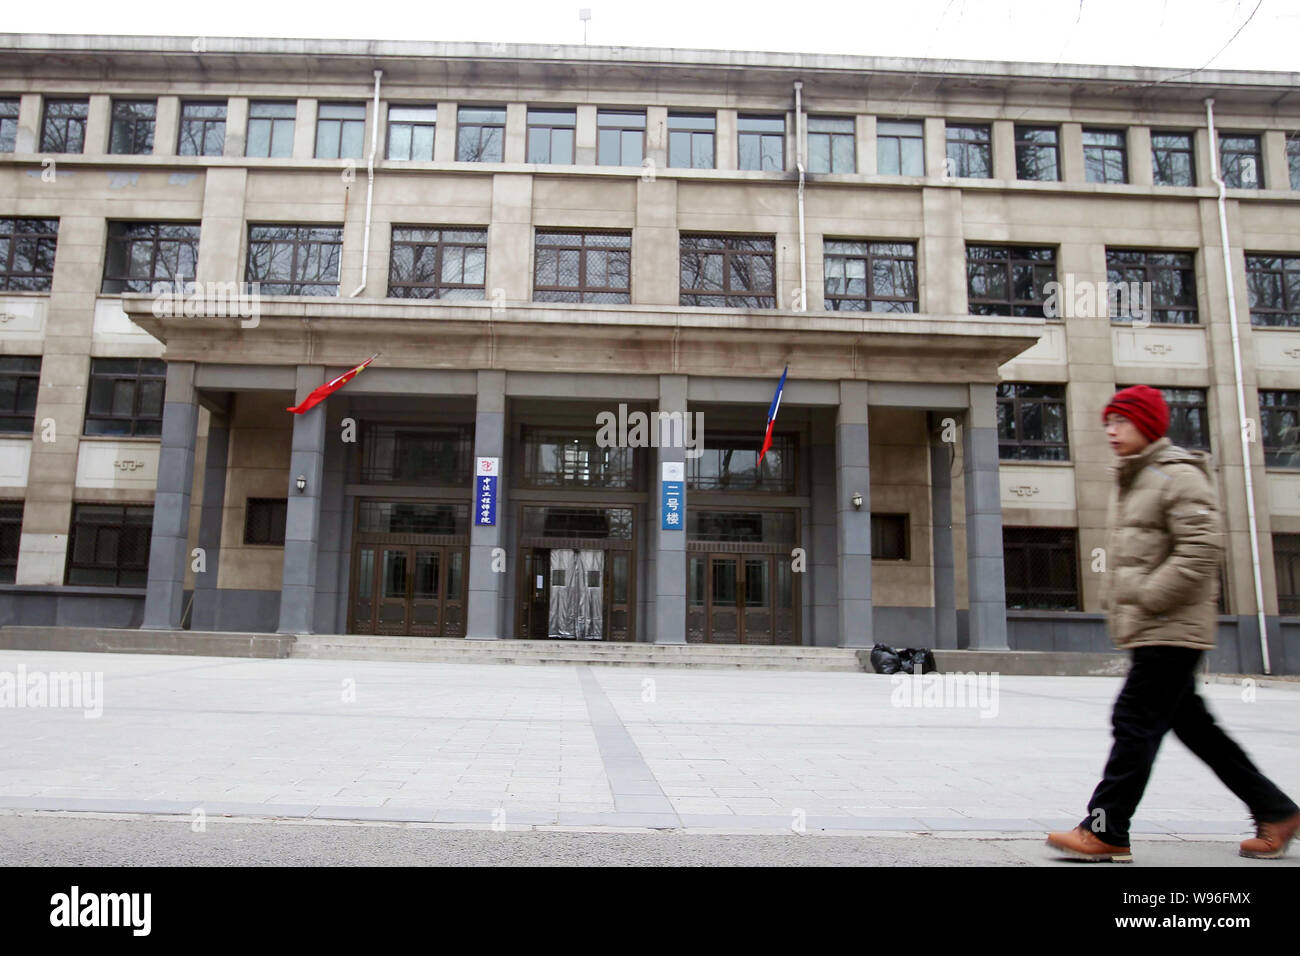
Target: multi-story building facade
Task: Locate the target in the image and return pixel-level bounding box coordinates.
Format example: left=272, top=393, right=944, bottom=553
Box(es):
left=0, top=35, right=1297, bottom=671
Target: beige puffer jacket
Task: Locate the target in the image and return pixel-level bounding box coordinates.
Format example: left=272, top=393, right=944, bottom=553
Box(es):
left=1098, top=437, right=1223, bottom=650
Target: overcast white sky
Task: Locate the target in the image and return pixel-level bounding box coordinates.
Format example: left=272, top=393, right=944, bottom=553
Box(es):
left=6, top=0, right=1299, bottom=71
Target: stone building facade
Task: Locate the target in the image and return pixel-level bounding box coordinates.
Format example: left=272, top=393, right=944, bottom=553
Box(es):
left=0, top=35, right=1297, bottom=671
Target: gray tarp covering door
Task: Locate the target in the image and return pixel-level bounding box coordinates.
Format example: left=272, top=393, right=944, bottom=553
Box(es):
left=548, top=549, right=604, bottom=640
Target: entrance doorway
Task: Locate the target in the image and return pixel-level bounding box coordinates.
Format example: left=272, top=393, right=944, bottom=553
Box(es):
left=687, top=551, right=796, bottom=644
left=347, top=500, right=469, bottom=637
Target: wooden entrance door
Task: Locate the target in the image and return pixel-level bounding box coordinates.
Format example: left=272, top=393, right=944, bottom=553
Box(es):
left=349, top=543, right=466, bottom=637
left=687, top=552, right=795, bottom=644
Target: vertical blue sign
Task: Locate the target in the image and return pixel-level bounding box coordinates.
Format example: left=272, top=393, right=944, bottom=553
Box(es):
left=661, top=461, right=684, bottom=531
left=475, top=457, right=499, bottom=526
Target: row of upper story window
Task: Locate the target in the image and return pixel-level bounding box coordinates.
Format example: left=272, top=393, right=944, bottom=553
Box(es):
left=2, top=96, right=1299, bottom=189
left=3, top=217, right=1298, bottom=327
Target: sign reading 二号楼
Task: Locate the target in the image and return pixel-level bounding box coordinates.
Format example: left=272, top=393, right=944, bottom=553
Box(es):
left=661, top=460, right=683, bottom=531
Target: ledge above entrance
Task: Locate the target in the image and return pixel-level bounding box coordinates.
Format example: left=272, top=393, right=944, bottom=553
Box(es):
left=121, top=296, right=1046, bottom=384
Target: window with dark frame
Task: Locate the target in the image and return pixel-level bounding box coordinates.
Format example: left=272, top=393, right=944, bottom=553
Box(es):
left=0, top=501, right=21, bottom=584
left=243, top=498, right=288, bottom=546
left=997, top=383, right=1070, bottom=461
left=0, top=356, right=41, bottom=433
left=1082, top=128, right=1128, bottom=183
left=1219, top=132, right=1262, bottom=189
left=0, top=218, right=59, bottom=292
left=1151, top=131, right=1195, bottom=186
left=667, top=112, right=715, bottom=169
left=0, top=99, right=19, bottom=152
left=1105, top=249, right=1198, bottom=325
left=597, top=110, right=646, bottom=167
left=102, top=222, right=201, bottom=294
left=360, top=423, right=473, bottom=485
left=520, top=428, right=635, bottom=489
left=386, top=105, right=436, bottom=161
left=109, top=100, right=156, bottom=155
left=246, top=101, right=296, bottom=158
left=1288, top=133, right=1300, bottom=191
left=1259, top=390, right=1300, bottom=468
left=877, top=119, right=924, bottom=176
left=40, top=99, right=88, bottom=153
left=1118, top=385, right=1210, bottom=451
left=456, top=107, right=505, bottom=162
left=245, top=224, right=343, bottom=296
left=1245, top=254, right=1300, bottom=327
left=387, top=226, right=486, bottom=299
left=738, top=115, right=785, bottom=171
left=1014, top=126, right=1059, bottom=181
left=177, top=101, right=226, bottom=157
left=65, top=504, right=153, bottom=588
left=945, top=123, right=992, bottom=178
left=1274, top=534, right=1300, bottom=614
left=966, top=244, right=1057, bottom=317
left=315, top=102, right=366, bottom=160
left=84, top=358, right=166, bottom=437
left=687, top=433, right=796, bottom=493
left=526, top=108, right=576, bottom=164
left=808, top=116, right=855, bottom=174
left=823, top=240, right=918, bottom=312
left=533, top=231, right=630, bottom=304
left=680, top=234, right=775, bottom=308
left=872, top=514, right=910, bottom=561
left=686, top=510, right=796, bottom=544
left=1003, top=527, right=1080, bottom=610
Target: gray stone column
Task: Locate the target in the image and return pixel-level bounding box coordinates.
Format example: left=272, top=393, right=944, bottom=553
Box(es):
left=809, top=415, right=839, bottom=646
left=142, top=362, right=199, bottom=630
left=835, top=381, right=872, bottom=648
left=653, top=374, right=688, bottom=644
left=277, top=367, right=327, bottom=635
left=313, top=401, right=349, bottom=634
left=928, top=412, right=958, bottom=649
left=466, top=370, right=507, bottom=640
left=964, top=384, right=1010, bottom=649
left=190, top=411, right=229, bottom=631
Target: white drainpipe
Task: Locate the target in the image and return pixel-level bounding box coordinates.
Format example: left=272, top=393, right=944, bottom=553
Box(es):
left=1206, top=97, right=1271, bottom=675
left=793, top=81, right=807, bottom=312
left=350, top=70, right=383, bottom=297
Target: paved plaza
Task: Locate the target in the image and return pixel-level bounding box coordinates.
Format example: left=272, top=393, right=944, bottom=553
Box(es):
left=1, top=649, right=1297, bottom=838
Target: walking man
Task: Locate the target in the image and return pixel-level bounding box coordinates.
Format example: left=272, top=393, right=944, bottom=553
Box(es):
left=1047, top=385, right=1299, bottom=862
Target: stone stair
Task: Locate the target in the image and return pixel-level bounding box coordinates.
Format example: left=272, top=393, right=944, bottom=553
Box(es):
left=290, top=634, right=865, bottom=671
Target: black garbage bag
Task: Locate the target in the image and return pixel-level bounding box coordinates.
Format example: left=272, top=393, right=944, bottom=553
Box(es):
left=897, top=648, right=939, bottom=675
left=869, top=642, right=903, bottom=674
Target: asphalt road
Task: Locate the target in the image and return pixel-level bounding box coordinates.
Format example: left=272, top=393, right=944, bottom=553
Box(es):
left=1, top=812, right=1294, bottom=867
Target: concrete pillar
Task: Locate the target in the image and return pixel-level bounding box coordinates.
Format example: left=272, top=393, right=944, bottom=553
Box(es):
left=466, top=370, right=507, bottom=640
left=434, top=101, right=457, bottom=162
left=633, top=178, right=678, bottom=306
left=575, top=104, right=597, bottom=165
left=645, top=106, right=668, bottom=172
left=929, top=413, right=958, bottom=649
left=1129, top=127, right=1153, bottom=187
left=84, top=95, right=110, bottom=154
left=277, top=367, right=327, bottom=634
left=716, top=109, right=737, bottom=171
left=190, top=412, right=229, bottom=630
left=964, top=383, right=1009, bottom=649
left=314, top=401, right=349, bottom=633
left=488, top=173, right=533, bottom=305
left=142, top=362, right=199, bottom=629
left=14, top=93, right=40, bottom=153
left=1060, top=123, right=1084, bottom=184
left=857, top=114, right=877, bottom=175
left=292, top=98, right=316, bottom=160
left=223, top=98, right=248, bottom=158
left=810, top=415, right=839, bottom=646
left=836, top=380, right=872, bottom=647
left=154, top=97, right=179, bottom=157
left=923, top=117, right=947, bottom=178
left=653, top=374, right=688, bottom=644
left=921, top=186, right=966, bottom=314
left=504, top=103, right=527, bottom=163
left=196, top=167, right=248, bottom=285
left=992, top=120, right=1015, bottom=180
left=1262, top=130, right=1289, bottom=191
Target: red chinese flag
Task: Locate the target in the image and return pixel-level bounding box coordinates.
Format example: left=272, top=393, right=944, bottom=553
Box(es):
left=286, top=355, right=377, bottom=414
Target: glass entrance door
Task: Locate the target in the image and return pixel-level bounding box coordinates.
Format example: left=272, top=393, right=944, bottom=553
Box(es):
left=349, top=543, right=465, bottom=637
left=517, top=546, right=633, bottom=641
left=688, top=552, right=795, bottom=644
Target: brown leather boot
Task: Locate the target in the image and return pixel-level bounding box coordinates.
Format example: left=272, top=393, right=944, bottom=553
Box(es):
left=1240, top=811, right=1300, bottom=859
left=1046, top=826, right=1133, bottom=863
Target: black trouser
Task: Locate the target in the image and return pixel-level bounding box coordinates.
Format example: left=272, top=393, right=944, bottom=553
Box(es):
left=1079, top=645, right=1299, bottom=847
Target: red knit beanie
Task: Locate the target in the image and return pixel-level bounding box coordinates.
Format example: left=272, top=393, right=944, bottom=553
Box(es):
left=1102, top=385, right=1169, bottom=442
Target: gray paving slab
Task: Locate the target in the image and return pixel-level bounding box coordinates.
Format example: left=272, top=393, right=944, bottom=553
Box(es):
left=0, top=650, right=1296, bottom=841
